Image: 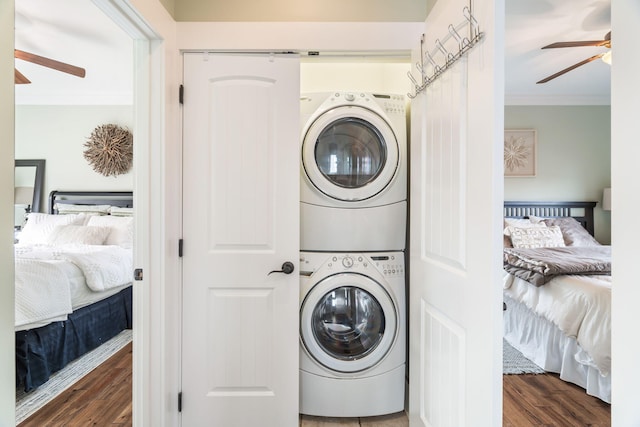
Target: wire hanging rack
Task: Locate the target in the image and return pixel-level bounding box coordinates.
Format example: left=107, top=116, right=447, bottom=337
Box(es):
left=407, top=6, right=484, bottom=99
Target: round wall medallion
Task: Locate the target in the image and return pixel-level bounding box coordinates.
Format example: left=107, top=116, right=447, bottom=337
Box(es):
left=83, top=124, right=133, bottom=177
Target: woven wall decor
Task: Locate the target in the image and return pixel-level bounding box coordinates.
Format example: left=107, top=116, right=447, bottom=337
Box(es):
left=83, top=124, right=133, bottom=177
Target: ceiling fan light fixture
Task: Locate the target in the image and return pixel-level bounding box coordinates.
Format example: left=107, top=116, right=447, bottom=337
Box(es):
left=601, top=50, right=612, bottom=65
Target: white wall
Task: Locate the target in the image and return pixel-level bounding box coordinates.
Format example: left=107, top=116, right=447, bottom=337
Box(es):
left=15, top=105, right=134, bottom=211
left=0, top=1, right=15, bottom=424
left=301, top=60, right=411, bottom=95
left=504, top=105, right=611, bottom=244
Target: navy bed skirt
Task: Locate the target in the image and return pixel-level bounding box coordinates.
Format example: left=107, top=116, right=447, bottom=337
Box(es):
left=15, top=286, right=133, bottom=392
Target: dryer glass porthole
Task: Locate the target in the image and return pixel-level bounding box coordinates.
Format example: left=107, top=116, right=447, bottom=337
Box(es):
left=314, top=118, right=386, bottom=189
left=311, top=286, right=385, bottom=361
left=302, top=105, right=399, bottom=202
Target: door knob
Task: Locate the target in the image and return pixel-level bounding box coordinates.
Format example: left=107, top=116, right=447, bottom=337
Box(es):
left=268, top=261, right=295, bottom=275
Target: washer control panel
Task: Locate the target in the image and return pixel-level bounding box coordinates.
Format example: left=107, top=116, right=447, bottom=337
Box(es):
left=299, top=252, right=404, bottom=279
left=341, top=256, right=354, bottom=268
left=370, top=254, right=404, bottom=278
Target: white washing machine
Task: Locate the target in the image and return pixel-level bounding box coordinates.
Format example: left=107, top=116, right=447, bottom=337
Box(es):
left=299, top=251, right=406, bottom=417
left=300, top=92, right=407, bottom=252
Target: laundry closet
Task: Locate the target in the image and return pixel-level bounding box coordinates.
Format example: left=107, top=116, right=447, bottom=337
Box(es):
left=180, top=52, right=413, bottom=425
left=298, top=57, right=412, bottom=417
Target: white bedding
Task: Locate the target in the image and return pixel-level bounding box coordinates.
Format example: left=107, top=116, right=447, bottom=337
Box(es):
left=503, top=295, right=611, bottom=403
left=14, top=243, right=133, bottom=331
left=503, top=270, right=611, bottom=376
left=15, top=258, right=72, bottom=330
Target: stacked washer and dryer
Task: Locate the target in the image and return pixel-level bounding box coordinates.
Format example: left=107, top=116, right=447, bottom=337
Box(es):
left=299, top=92, right=408, bottom=417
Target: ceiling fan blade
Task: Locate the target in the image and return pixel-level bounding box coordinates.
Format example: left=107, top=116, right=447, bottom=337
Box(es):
left=14, top=49, right=86, bottom=78
left=536, top=53, right=604, bottom=84
left=542, top=30, right=611, bottom=49
left=14, top=68, right=31, bottom=84
left=542, top=40, right=609, bottom=49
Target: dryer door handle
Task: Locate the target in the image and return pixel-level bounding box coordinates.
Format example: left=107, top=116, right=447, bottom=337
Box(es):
left=268, top=261, right=295, bottom=275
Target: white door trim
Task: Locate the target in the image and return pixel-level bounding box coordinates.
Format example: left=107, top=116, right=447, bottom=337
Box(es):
left=90, top=1, right=163, bottom=425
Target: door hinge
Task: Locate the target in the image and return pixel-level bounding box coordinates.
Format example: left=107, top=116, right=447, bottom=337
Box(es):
left=134, top=268, right=143, bottom=281
left=179, top=84, right=184, bottom=104
left=178, top=391, right=182, bottom=412
left=179, top=239, right=184, bottom=257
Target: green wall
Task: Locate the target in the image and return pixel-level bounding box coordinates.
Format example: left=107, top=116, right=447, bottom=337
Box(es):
left=15, top=105, right=134, bottom=207
left=505, top=105, right=611, bottom=244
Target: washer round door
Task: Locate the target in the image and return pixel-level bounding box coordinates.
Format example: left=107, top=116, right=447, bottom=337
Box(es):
left=302, top=106, right=399, bottom=202
left=300, top=272, right=398, bottom=373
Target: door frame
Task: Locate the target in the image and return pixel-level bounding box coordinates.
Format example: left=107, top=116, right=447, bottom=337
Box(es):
left=91, top=1, right=167, bottom=425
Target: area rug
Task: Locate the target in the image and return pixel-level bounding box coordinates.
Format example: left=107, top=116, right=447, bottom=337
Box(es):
left=503, top=339, right=545, bottom=375
left=15, top=329, right=132, bottom=425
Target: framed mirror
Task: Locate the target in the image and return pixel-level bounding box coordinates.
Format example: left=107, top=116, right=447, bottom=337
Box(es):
left=15, top=160, right=46, bottom=226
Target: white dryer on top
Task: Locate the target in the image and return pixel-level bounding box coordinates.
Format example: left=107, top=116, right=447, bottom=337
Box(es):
left=300, top=91, right=407, bottom=252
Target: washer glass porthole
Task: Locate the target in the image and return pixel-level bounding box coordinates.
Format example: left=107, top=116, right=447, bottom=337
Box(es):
left=314, top=118, right=387, bottom=189
left=311, top=286, right=385, bottom=361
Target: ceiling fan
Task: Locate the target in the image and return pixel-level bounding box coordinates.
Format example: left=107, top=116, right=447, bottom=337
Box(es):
left=14, top=49, right=86, bottom=84
left=536, top=31, right=611, bottom=84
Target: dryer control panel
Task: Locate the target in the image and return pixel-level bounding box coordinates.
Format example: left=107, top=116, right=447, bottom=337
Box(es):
left=327, top=91, right=406, bottom=117
left=372, top=93, right=406, bottom=117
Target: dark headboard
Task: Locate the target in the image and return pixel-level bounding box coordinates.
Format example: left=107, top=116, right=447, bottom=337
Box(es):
left=49, top=191, right=133, bottom=214
left=504, top=201, right=597, bottom=236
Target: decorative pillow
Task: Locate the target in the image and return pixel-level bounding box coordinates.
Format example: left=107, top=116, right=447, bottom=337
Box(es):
left=19, top=213, right=87, bottom=245
left=87, top=215, right=134, bottom=247
left=541, top=217, right=601, bottom=247
left=508, top=225, right=566, bottom=249
left=47, top=225, right=111, bottom=245
left=503, top=218, right=547, bottom=248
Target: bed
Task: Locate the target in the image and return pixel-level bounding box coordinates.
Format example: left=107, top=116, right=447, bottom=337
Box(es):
left=502, top=201, right=611, bottom=403
left=15, top=190, right=134, bottom=392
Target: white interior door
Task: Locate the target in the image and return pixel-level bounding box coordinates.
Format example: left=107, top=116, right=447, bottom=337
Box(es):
left=181, top=52, right=300, bottom=427
left=408, top=0, right=504, bottom=425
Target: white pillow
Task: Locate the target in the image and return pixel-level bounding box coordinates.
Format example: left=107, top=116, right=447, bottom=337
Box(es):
left=47, top=225, right=111, bottom=245
left=529, top=216, right=601, bottom=247
left=109, top=206, right=134, bottom=217
left=55, top=203, right=112, bottom=215
left=87, top=215, right=134, bottom=247
left=508, top=225, right=566, bottom=249
left=19, top=213, right=87, bottom=245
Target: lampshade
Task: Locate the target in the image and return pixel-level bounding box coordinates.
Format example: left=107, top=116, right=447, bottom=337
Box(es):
left=602, top=51, right=612, bottom=65
left=602, top=187, right=611, bottom=211
left=14, top=186, right=33, bottom=206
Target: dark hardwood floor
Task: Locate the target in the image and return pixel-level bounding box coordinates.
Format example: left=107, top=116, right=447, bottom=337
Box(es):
left=503, top=373, right=610, bottom=426
left=18, top=344, right=610, bottom=426
left=18, top=343, right=132, bottom=427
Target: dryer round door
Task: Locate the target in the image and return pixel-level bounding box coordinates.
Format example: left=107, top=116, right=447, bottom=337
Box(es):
left=302, top=106, right=399, bottom=202
left=300, top=272, right=398, bottom=373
